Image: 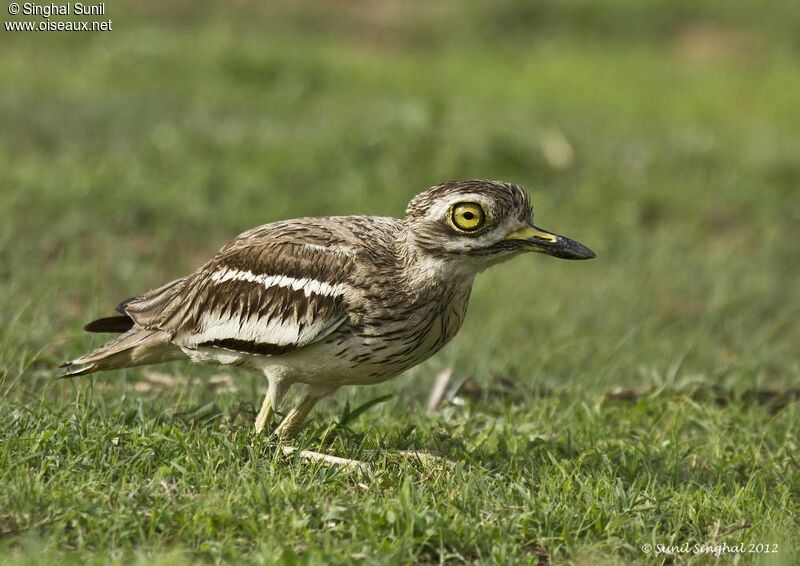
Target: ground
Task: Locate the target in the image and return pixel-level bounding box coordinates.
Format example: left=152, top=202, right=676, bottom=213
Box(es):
left=1, top=1, right=798, bottom=564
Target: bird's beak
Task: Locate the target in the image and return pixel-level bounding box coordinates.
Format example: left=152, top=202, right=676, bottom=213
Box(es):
left=504, top=224, right=596, bottom=260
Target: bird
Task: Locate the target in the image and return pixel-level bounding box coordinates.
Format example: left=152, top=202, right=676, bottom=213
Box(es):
left=61, top=180, right=595, bottom=439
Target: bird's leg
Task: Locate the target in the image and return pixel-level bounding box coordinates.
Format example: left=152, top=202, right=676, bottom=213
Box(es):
left=276, top=395, right=319, bottom=440
left=275, top=385, right=337, bottom=441
left=254, top=376, right=289, bottom=435
left=254, top=396, right=274, bottom=434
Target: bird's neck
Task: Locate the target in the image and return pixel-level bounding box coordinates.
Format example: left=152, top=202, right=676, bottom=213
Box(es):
left=396, top=234, right=476, bottom=295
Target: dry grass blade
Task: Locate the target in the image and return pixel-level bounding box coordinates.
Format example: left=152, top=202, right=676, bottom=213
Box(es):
left=426, top=367, right=453, bottom=414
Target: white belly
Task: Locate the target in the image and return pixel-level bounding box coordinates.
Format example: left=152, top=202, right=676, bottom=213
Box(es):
left=179, top=281, right=472, bottom=388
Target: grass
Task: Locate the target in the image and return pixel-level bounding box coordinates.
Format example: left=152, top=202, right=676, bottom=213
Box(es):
left=1, top=1, right=799, bottom=563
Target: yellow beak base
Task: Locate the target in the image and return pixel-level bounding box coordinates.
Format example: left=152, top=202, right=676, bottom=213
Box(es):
left=505, top=225, right=558, bottom=243
left=504, top=224, right=595, bottom=260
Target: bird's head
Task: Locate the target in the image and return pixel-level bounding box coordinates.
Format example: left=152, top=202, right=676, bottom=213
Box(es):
left=403, top=180, right=595, bottom=272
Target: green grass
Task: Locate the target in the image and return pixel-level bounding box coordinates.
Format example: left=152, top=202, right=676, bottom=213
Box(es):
left=1, top=1, right=799, bottom=563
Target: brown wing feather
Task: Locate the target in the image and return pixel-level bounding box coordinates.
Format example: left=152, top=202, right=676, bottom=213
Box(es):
left=117, top=220, right=361, bottom=356
left=117, top=277, right=189, bottom=325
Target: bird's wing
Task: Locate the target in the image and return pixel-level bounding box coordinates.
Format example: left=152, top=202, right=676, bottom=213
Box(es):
left=120, top=229, right=358, bottom=357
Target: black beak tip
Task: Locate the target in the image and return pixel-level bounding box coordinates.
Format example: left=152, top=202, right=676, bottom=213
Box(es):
left=579, top=246, right=597, bottom=260
left=554, top=238, right=596, bottom=260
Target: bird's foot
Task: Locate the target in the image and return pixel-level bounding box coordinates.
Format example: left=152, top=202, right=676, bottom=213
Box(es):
left=280, top=445, right=370, bottom=471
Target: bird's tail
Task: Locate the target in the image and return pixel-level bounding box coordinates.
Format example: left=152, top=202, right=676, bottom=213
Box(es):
left=59, top=329, right=185, bottom=378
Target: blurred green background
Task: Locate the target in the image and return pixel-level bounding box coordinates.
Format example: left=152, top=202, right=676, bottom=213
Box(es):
left=1, top=1, right=798, bottom=563
left=3, top=0, right=798, bottom=391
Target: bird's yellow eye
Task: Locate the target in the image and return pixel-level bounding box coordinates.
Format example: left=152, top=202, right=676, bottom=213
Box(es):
left=450, top=202, right=486, bottom=233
